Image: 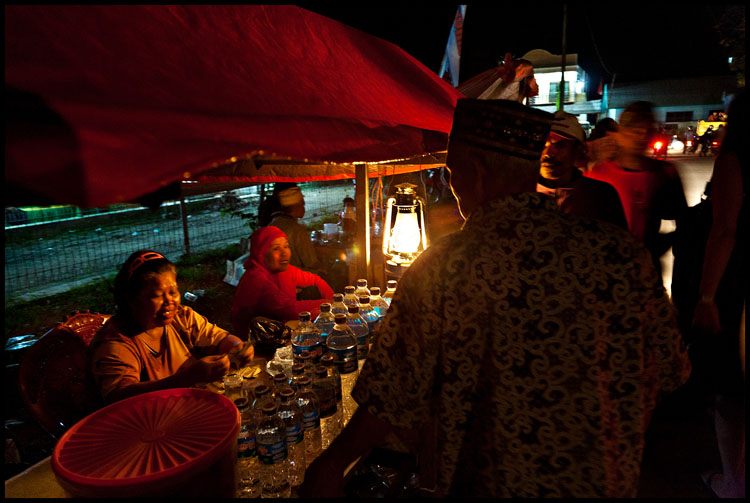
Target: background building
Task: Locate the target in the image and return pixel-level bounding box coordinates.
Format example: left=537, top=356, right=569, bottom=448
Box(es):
left=524, top=48, right=738, bottom=138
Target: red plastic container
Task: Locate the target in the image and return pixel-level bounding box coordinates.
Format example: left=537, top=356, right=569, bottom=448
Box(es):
left=51, top=388, right=240, bottom=498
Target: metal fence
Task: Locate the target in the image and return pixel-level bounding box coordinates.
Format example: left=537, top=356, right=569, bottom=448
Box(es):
left=5, top=181, right=355, bottom=300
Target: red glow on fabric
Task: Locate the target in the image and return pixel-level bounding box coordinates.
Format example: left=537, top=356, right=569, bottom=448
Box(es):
left=6, top=5, right=463, bottom=207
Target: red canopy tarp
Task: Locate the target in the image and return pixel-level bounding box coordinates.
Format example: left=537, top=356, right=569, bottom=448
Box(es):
left=5, top=5, right=463, bottom=208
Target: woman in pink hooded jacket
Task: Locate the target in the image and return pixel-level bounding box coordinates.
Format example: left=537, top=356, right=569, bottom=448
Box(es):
left=231, top=226, right=334, bottom=340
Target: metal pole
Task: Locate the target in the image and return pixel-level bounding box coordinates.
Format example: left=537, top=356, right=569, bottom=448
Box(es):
left=559, top=3, right=567, bottom=111
left=354, top=164, right=370, bottom=282
left=179, top=195, right=191, bottom=256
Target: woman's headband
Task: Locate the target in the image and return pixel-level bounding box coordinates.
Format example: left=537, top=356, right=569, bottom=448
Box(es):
left=127, top=251, right=166, bottom=279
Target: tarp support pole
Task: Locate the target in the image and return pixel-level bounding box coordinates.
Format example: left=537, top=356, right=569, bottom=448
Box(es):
left=180, top=195, right=191, bottom=256
left=354, top=164, right=370, bottom=283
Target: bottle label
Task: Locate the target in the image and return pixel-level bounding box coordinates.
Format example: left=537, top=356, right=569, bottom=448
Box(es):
left=292, top=341, right=323, bottom=362
left=302, top=409, right=321, bottom=432
left=328, top=347, right=358, bottom=374
left=258, top=438, right=287, bottom=465
left=286, top=422, right=304, bottom=445
left=237, top=425, right=257, bottom=458
left=313, top=382, right=337, bottom=418
left=356, top=334, right=369, bottom=359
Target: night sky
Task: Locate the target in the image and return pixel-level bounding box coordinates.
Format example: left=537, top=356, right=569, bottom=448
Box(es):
left=303, top=3, right=739, bottom=94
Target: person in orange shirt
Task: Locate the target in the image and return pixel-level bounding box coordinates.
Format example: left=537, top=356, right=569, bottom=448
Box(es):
left=88, top=250, right=253, bottom=404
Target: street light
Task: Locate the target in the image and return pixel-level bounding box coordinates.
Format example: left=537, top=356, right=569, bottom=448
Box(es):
left=382, top=183, right=428, bottom=278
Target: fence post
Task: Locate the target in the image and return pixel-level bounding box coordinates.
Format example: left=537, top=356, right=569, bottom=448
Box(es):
left=354, top=164, right=370, bottom=283
left=179, top=195, right=191, bottom=256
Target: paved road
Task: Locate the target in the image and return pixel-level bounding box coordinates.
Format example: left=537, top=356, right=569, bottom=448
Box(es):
left=657, top=153, right=715, bottom=297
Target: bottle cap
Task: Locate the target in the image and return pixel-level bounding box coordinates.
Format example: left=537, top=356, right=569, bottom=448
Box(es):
left=273, top=373, right=287, bottom=383
left=387, top=280, right=398, bottom=288
left=314, top=365, right=327, bottom=376
left=291, top=363, right=305, bottom=375
left=348, top=305, right=359, bottom=313
left=334, top=313, right=347, bottom=324
left=370, top=287, right=380, bottom=295
left=279, top=386, right=295, bottom=399
left=333, top=293, right=344, bottom=302
left=262, top=402, right=277, bottom=415
left=234, top=397, right=249, bottom=410
left=297, top=375, right=312, bottom=386
left=320, top=302, right=332, bottom=312
left=344, top=286, right=355, bottom=293
left=298, top=311, right=311, bottom=322
left=254, top=384, right=270, bottom=397
left=356, top=279, right=367, bottom=287
left=359, top=296, right=370, bottom=304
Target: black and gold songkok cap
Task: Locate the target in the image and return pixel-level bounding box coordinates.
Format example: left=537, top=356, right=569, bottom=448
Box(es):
left=448, top=99, right=553, bottom=160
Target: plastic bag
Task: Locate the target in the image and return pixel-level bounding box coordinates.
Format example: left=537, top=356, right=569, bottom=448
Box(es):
left=247, top=316, right=292, bottom=351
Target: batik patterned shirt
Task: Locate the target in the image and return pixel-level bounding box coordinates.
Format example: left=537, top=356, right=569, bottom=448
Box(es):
left=352, top=192, right=690, bottom=498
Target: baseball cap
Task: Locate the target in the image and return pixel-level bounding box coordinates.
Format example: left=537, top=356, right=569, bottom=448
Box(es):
left=550, top=111, right=585, bottom=143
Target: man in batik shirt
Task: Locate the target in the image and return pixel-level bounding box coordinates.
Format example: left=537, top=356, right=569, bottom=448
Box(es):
left=300, top=99, right=691, bottom=498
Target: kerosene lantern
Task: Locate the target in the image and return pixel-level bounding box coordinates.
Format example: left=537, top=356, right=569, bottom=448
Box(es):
left=382, top=183, right=428, bottom=278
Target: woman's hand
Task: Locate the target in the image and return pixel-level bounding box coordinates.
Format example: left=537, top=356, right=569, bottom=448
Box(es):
left=176, top=354, right=230, bottom=385
left=220, top=335, right=255, bottom=369
left=230, top=341, right=255, bottom=368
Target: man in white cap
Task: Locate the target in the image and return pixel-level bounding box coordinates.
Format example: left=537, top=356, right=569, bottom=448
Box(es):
left=268, top=185, right=321, bottom=275
left=300, top=99, right=690, bottom=498
left=537, top=111, right=627, bottom=229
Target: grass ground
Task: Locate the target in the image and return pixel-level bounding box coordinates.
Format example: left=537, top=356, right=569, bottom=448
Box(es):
left=5, top=244, right=240, bottom=344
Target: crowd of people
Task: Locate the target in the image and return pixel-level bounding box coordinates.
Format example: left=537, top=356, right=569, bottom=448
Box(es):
left=85, top=89, right=745, bottom=498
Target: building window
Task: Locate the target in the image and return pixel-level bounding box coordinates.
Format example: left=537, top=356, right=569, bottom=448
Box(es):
left=665, top=111, right=693, bottom=122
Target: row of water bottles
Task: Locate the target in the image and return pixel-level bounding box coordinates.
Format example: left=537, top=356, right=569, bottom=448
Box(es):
left=234, top=355, right=344, bottom=498
left=297, top=278, right=398, bottom=363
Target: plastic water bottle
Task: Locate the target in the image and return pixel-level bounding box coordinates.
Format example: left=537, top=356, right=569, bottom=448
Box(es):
left=277, top=386, right=306, bottom=488
left=251, top=384, right=274, bottom=420
left=234, top=398, right=260, bottom=498
left=346, top=305, right=370, bottom=360
left=289, top=363, right=305, bottom=393
left=354, top=278, right=370, bottom=298
left=291, top=312, right=323, bottom=363
left=223, top=373, right=244, bottom=403
left=357, top=295, right=380, bottom=337
left=368, top=286, right=389, bottom=319
left=382, top=280, right=398, bottom=307
left=271, top=373, right=288, bottom=405
left=295, top=375, right=322, bottom=459
left=257, top=402, right=291, bottom=498
left=313, top=365, right=341, bottom=449
left=242, top=376, right=257, bottom=402
left=331, top=293, right=348, bottom=316
left=326, top=314, right=359, bottom=424
left=320, top=354, right=343, bottom=403
left=343, top=286, right=359, bottom=309
left=321, top=355, right=344, bottom=431
left=326, top=314, right=359, bottom=375
left=294, top=350, right=315, bottom=378
left=314, top=303, right=336, bottom=345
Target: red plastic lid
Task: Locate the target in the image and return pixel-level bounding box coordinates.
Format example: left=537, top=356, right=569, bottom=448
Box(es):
left=51, top=388, right=240, bottom=496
